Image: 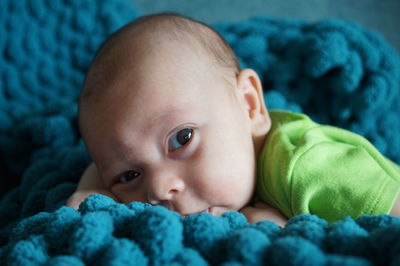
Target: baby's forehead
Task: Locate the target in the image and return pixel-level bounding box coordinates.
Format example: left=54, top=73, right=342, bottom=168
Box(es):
left=82, top=55, right=232, bottom=121
left=83, top=49, right=211, bottom=106
left=84, top=41, right=227, bottom=107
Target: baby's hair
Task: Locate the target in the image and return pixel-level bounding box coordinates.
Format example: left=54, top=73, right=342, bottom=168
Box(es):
left=82, top=12, right=240, bottom=97
left=125, top=12, right=240, bottom=73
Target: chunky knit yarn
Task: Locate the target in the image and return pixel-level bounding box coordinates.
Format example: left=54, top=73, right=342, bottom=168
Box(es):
left=1, top=0, right=400, bottom=265
left=2, top=194, right=400, bottom=265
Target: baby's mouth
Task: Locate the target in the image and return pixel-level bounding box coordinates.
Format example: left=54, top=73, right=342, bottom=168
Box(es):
left=183, top=207, right=211, bottom=216
left=200, top=208, right=211, bottom=214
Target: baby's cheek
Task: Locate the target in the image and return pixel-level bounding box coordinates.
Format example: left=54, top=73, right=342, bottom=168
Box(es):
left=193, top=175, right=238, bottom=205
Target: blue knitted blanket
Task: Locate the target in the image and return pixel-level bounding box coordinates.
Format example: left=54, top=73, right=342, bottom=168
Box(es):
left=1, top=0, right=400, bottom=265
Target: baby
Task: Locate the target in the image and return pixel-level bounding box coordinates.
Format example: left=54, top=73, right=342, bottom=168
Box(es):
left=67, top=13, right=400, bottom=226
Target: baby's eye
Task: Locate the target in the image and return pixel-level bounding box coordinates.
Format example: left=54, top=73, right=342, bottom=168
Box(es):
left=169, top=128, right=193, bottom=151
left=119, top=170, right=141, bottom=183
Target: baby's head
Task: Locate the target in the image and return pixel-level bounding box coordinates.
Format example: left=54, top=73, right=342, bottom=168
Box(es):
left=79, top=13, right=271, bottom=216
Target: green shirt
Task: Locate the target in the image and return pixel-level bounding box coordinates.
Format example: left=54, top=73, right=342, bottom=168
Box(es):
left=257, top=110, right=400, bottom=223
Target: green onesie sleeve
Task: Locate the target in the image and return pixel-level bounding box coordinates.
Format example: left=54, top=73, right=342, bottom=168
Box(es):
left=257, top=110, right=400, bottom=223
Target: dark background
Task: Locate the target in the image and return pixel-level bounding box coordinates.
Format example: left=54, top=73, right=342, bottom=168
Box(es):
left=131, top=0, right=400, bottom=52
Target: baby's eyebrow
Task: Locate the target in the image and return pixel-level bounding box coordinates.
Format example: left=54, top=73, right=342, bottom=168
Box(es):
left=148, top=107, right=189, bottom=131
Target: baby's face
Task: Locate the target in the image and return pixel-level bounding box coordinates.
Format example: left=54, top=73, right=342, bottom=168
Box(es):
left=80, top=42, right=260, bottom=216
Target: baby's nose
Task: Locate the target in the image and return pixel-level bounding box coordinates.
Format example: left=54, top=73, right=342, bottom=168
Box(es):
left=147, top=173, right=185, bottom=205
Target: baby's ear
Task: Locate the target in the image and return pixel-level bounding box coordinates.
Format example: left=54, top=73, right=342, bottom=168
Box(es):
left=236, top=69, right=271, bottom=136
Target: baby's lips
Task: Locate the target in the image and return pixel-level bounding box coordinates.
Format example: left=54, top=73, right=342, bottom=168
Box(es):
left=182, top=207, right=211, bottom=216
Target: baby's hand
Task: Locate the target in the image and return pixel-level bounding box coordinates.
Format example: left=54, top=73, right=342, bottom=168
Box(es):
left=66, top=162, right=120, bottom=209
left=240, top=202, right=288, bottom=227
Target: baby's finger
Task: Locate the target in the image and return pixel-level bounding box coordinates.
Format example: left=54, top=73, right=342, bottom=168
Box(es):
left=65, top=193, right=85, bottom=209
left=65, top=191, right=99, bottom=209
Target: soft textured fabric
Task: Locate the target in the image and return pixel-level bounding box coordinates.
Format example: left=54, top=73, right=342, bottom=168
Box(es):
left=257, top=110, right=400, bottom=223
left=1, top=0, right=400, bottom=265
left=2, top=194, right=400, bottom=266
